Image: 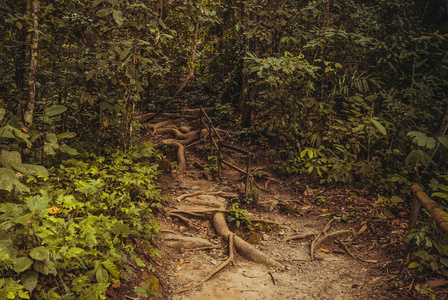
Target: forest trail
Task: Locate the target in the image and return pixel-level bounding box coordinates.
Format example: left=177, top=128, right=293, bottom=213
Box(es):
left=152, top=176, right=395, bottom=300
left=140, top=111, right=407, bottom=299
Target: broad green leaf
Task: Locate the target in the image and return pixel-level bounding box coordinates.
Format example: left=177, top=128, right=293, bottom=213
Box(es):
left=103, top=260, right=119, bottom=279
left=414, top=250, right=432, bottom=261
left=27, top=195, right=49, bottom=212
left=21, top=271, right=38, bottom=293
left=0, top=150, right=22, bottom=168
left=111, top=223, right=131, bottom=237
left=11, top=163, right=48, bottom=177
left=13, top=257, right=33, bottom=273
left=44, top=105, right=67, bottom=117
left=371, top=119, right=387, bottom=136
left=57, top=132, right=77, bottom=139
left=390, top=196, right=404, bottom=205
left=96, top=268, right=109, bottom=283
left=135, top=258, right=146, bottom=267
left=438, top=135, right=448, bottom=148
left=441, top=257, right=448, bottom=268
left=30, top=246, right=50, bottom=261
left=46, top=133, right=58, bottom=144
left=43, top=143, right=57, bottom=155
left=113, top=10, right=123, bottom=26
left=60, top=144, right=79, bottom=156
left=0, top=168, right=30, bottom=193
left=0, top=125, right=32, bottom=148
left=407, top=262, right=419, bottom=269
left=34, top=259, right=56, bottom=275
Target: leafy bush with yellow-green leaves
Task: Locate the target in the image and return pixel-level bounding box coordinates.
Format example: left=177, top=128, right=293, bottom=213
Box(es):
left=0, top=143, right=163, bottom=299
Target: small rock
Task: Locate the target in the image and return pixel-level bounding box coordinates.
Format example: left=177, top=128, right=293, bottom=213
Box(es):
left=278, top=231, right=285, bottom=236
left=191, top=185, right=200, bottom=190
left=262, top=233, right=269, bottom=241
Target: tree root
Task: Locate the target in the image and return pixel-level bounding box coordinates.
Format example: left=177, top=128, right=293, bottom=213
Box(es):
left=213, top=212, right=285, bottom=269
left=284, top=233, right=317, bottom=242
left=310, top=218, right=352, bottom=260
left=167, top=212, right=193, bottom=227
left=162, top=140, right=186, bottom=171
left=250, top=219, right=281, bottom=226
left=172, top=233, right=235, bottom=295
left=176, top=191, right=237, bottom=202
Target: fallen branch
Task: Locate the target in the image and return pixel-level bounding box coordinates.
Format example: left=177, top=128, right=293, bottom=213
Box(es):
left=172, top=233, right=235, bottom=295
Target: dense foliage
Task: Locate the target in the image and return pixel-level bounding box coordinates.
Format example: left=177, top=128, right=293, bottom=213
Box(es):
left=0, top=0, right=447, bottom=298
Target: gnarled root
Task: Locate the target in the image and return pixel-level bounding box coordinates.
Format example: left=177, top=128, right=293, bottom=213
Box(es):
left=162, top=139, right=186, bottom=171
left=213, top=212, right=285, bottom=270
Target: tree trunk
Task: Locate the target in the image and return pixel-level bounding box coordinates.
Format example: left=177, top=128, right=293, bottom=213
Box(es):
left=14, top=0, right=28, bottom=118
left=24, top=0, right=40, bottom=130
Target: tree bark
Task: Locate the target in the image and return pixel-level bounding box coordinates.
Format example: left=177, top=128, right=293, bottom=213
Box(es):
left=24, top=0, right=40, bottom=129
left=410, top=184, right=448, bottom=234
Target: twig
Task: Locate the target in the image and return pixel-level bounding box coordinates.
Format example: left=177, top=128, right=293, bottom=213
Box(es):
left=268, top=272, right=276, bottom=285
left=172, top=233, right=235, bottom=294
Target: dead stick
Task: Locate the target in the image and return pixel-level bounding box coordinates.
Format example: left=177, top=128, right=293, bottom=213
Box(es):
left=172, top=233, right=235, bottom=294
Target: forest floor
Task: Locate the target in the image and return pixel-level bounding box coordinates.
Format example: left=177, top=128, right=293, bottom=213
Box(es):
left=116, top=112, right=423, bottom=300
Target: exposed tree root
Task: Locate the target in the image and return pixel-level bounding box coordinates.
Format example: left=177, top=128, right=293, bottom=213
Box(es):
left=162, top=139, right=186, bottom=171
left=184, top=197, right=223, bottom=208
left=176, top=191, right=236, bottom=202
left=167, top=212, right=193, bottom=227
left=284, top=233, right=317, bottom=242
left=213, top=212, right=285, bottom=270
left=172, top=233, right=235, bottom=295
left=146, top=120, right=176, bottom=133
left=250, top=219, right=281, bottom=226
left=310, top=218, right=352, bottom=260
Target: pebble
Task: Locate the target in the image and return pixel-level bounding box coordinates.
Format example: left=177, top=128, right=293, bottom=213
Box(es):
left=262, top=233, right=269, bottom=241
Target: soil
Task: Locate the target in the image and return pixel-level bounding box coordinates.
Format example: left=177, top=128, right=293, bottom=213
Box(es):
left=111, top=113, right=431, bottom=300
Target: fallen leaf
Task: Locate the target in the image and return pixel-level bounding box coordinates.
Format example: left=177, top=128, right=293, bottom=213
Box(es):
left=320, top=208, right=328, bottom=212
left=175, top=275, right=179, bottom=278
left=111, top=282, right=121, bottom=288
left=49, top=207, right=61, bottom=214
left=427, top=278, right=448, bottom=288
left=358, top=224, right=368, bottom=235
left=320, top=248, right=330, bottom=253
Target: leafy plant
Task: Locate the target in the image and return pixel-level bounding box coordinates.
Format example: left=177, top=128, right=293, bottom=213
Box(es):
left=227, top=203, right=252, bottom=229
left=0, top=142, right=163, bottom=299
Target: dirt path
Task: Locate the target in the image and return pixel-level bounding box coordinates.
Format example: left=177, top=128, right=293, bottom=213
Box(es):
left=149, top=175, right=400, bottom=300
left=131, top=112, right=409, bottom=299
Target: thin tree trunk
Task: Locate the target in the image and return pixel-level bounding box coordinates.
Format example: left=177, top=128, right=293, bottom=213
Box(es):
left=24, top=0, right=40, bottom=130
left=14, top=0, right=28, bottom=118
